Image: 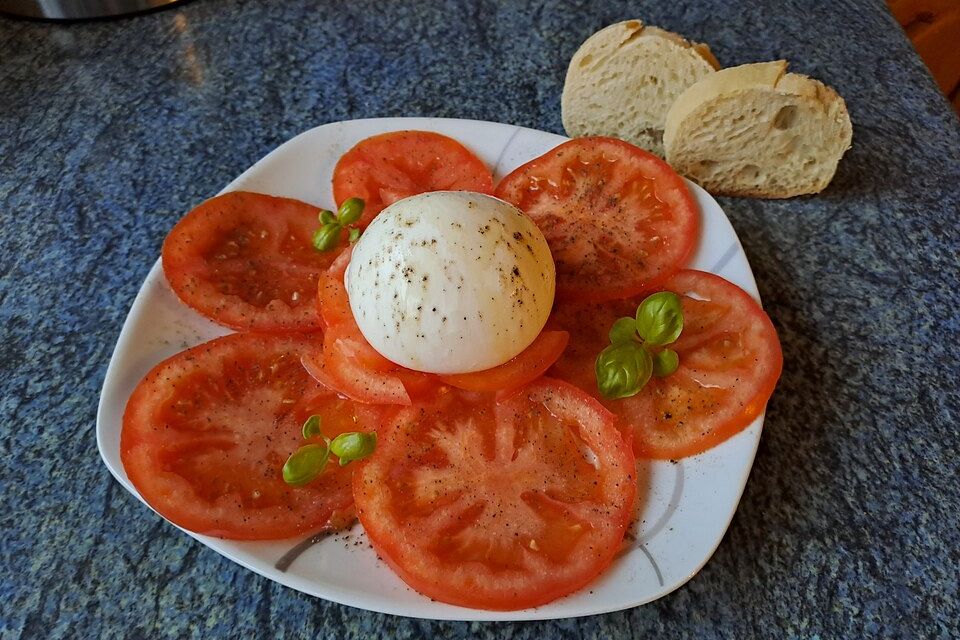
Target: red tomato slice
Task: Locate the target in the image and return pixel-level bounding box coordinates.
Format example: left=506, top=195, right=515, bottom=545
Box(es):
left=300, top=347, right=344, bottom=394
left=316, top=247, right=354, bottom=328
left=495, top=137, right=699, bottom=302
left=353, top=379, right=636, bottom=610
left=163, top=192, right=342, bottom=332
left=438, top=330, right=570, bottom=395
left=550, top=270, right=783, bottom=459
left=121, top=333, right=382, bottom=540
left=321, top=322, right=413, bottom=406
left=332, top=131, right=494, bottom=226
left=315, top=321, right=439, bottom=406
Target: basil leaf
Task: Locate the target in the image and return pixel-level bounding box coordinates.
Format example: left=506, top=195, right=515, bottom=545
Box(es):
left=301, top=415, right=323, bottom=439
left=608, top=317, right=639, bottom=345
left=330, top=431, right=377, bottom=466
left=282, top=444, right=330, bottom=486
left=348, top=227, right=361, bottom=244
left=652, top=348, right=679, bottom=378
left=320, top=209, right=336, bottom=225
left=312, top=223, right=342, bottom=252
left=636, top=291, right=684, bottom=346
left=337, top=197, right=365, bottom=225
left=595, top=343, right=653, bottom=400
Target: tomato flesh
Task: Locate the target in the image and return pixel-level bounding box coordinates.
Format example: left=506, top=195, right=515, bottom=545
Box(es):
left=332, top=130, right=494, bottom=226
left=353, top=379, right=635, bottom=610
left=550, top=270, right=783, bottom=459
left=163, top=192, right=342, bottom=332
left=322, top=322, right=412, bottom=405
left=438, top=330, right=570, bottom=395
left=121, top=333, right=381, bottom=539
left=316, top=247, right=354, bottom=328
left=495, top=137, right=699, bottom=302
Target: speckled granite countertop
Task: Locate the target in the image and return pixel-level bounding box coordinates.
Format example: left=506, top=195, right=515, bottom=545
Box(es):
left=1, top=0, right=958, bottom=637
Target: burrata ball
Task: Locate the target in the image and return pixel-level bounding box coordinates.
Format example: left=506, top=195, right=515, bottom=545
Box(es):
left=345, top=191, right=555, bottom=374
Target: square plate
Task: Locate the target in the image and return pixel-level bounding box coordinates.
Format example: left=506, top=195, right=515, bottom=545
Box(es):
left=97, top=117, right=764, bottom=621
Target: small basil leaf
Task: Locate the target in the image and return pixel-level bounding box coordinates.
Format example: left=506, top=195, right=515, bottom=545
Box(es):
left=329, top=431, right=377, bottom=466
left=652, top=348, right=680, bottom=378
left=319, top=210, right=336, bottom=225
left=636, top=291, right=684, bottom=346
left=608, top=316, right=639, bottom=345
left=301, top=415, right=323, bottom=439
left=595, top=343, right=653, bottom=400
left=348, top=227, right=361, bottom=244
left=337, top=198, right=365, bottom=225
left=312, top=223, right=342, bottom=252
left=282, top=444, right=330, bottom=486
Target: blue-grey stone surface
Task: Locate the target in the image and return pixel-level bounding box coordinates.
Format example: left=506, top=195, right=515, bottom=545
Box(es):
left=1, top=0, right=958, bottom=637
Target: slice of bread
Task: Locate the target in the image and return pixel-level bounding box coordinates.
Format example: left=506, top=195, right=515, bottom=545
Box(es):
left=663, top=61, right=853, bottom=198
left=561, top=20, right=720, bottom=157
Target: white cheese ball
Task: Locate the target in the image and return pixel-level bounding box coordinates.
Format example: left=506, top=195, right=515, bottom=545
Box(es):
left=345, top=191, right=555, bottom=374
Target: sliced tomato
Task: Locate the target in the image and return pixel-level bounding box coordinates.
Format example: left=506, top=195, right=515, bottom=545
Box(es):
left=315, top=321, right=439, bottom=406
left=163, top=192, right=342, bottom=332
left=495, top=137, right=699, bottom=302
left=550, top=270, right=783, bottom=459
left=300, top=347, right=345, bottom=394
left=321, top=322, right=412, bottom=406
left=332, top=131, right=494, bottom=226
left=316, top=246, right=354, bottom=327
left=353, top=379, right=636, bottom=610
left=121, top=333, right=384, bottom=540
left=438, top=330, right=570, bottom=395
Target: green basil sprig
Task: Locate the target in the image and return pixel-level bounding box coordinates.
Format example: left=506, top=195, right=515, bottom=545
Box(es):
left=595, top=291, right=684, bottom=400
left=652, top=348, right=679, bottom=377
left=282, top=414, right=377, bottom=485
left=608, top=317, right=640, bottom=345
left=313, top=197, right=365, bottom=252
left=330, top=432, right=378, bottom=466
left=636, top=291, right=684, bottom=346
left=301, top=414, right=323, bottom=439
left=596, top=343, right=653, bottom=400
left=283, top=444, right=330, bottom=486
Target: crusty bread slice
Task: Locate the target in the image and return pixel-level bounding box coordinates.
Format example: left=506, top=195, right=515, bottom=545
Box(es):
left=561, top=20, right=720, bottom=157
left=663, top=61, right=853, bottom=198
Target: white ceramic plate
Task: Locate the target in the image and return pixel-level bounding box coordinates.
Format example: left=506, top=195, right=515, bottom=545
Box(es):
left=97, top=117, right=765, bottom=621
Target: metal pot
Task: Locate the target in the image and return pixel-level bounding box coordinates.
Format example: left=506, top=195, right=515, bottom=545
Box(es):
left=0, top=0, right=182, bottom=19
